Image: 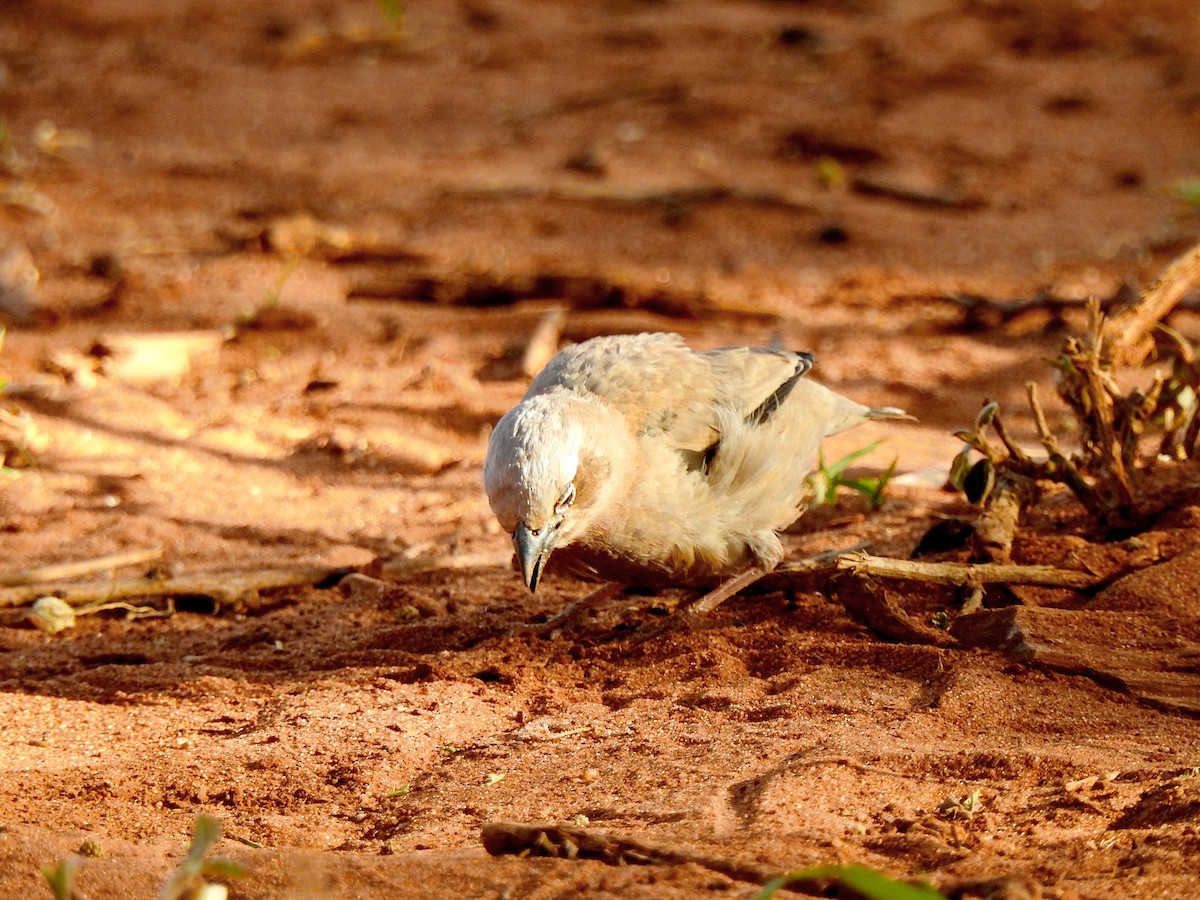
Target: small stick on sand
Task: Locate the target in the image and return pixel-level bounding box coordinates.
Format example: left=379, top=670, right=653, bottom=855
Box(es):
left=1103, top=239, right=1200, bottom=366
left=0, top=545, right=164, bottom=587
left=0, top=566, right=347, bottom=610
left=481, top=822, right=785, bottom=887
left=835, top=552, right=1104, bottom=590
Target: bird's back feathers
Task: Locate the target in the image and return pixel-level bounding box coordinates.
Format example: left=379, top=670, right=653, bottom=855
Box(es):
left=486, top=332, right=908, bottom=587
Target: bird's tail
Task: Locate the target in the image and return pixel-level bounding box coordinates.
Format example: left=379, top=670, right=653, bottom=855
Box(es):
left=866, top=406, right=916, bottom=422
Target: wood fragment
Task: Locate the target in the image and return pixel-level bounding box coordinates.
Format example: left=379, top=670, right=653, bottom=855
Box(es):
left=1103, top=239, right=1200, bottom=366
left=836, top=574, right=957, bottom=647
left=0, top=566, right=347, bottom=610
left=0, top=546, right=164, bottom=587
left=446, top=179, right=817, bottom=216
left=851, top=170, right=983, bottom=209
left=94, top=331, right=225, bottom=385
left=480, top=822, right=786, bottom=888
left=970, top=472, right=1036, bottom=563
left=378, top=549, right=512, bottom=578
left=835, top=552, right=1104, bottom=590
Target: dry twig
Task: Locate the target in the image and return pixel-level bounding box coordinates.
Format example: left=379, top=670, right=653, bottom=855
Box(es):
left=950, top=240, right=1200, bottom=537
left=836, top=573, right=958, bottom=647
left=1103, top=240, right=1200, bottom=366
left=0, top=546, right=164, bottom=587
left=480, top=822, right=785, bottom=888
left=0, top=566, right=346, bottom=610
left=835, top=552, right=1103, bottom=590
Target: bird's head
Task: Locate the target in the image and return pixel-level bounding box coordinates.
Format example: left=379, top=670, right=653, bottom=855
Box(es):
left=483, top=392, right=621, bottom=592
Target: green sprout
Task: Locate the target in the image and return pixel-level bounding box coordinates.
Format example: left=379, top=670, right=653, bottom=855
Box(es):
left=158, top=815, right=248, bottom=900
left=1172, top=178, right=1200, bottom=207
left=376, top=0, right=407, bottom=38
left=42, top=858, right=81, bottom=900
left=758, top=864, right=946, bottom=900
left=808, top=441, right=898, bottom=510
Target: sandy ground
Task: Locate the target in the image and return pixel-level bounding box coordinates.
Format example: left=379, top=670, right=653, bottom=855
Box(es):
left=2, top=0, right=1200, bottom=897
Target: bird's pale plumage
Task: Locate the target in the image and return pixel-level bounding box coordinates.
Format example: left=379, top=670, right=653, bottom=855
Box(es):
left=483, top=332, right=906, bottom=591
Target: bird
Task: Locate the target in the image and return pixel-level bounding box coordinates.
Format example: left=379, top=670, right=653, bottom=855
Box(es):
left=483, top=332, right=908, bottom=605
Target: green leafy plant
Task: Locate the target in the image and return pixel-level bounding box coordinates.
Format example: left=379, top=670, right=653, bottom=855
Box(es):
left=42, top=858, right=81, bottom=900
left=757, top=863, right=946, bottom=900
left=808, top=441, right=898, bottom=510
left=158, top=815, right=247, bottom=900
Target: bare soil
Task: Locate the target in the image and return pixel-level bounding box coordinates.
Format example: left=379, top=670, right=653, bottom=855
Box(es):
left=2, top=1, right=1200, bottom=897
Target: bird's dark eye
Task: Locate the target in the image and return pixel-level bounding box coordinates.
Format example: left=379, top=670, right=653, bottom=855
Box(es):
left=555, top=482, right=576, bottom=514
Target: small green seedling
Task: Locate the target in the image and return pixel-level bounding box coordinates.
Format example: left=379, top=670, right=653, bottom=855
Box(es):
left=42, top=858, right=81, bottom=900
left=376, top=0, right=407, bottom=37
left=0, top=118, right=22, bottom=174
left=158, top=815, right=248, bottom=900
left=237, top=257, right=299, bottom=326
left=1172, top=178, right=1200, bottom=207
left=757, top=863, right=946, bottom=900
left=808, top=441, right=898, bottom=510
left=937, top=788, right=984, bottom=820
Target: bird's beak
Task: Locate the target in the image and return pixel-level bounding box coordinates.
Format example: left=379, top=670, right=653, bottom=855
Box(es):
left=513, top=521, right=558, bottom=593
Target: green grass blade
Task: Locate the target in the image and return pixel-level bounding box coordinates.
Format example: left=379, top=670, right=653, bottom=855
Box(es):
left=757, top=864, right=946, bottom=900
left=42, top=858, right=81, bottom=900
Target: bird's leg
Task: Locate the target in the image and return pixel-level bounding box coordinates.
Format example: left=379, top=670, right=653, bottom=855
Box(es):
left=626, top=566, right=771, bottom=643
left=681, top=543, right=875, bottom=619
left=515, top=582, right=625, bottom=637
left=682, top=565, right=770, bottom=618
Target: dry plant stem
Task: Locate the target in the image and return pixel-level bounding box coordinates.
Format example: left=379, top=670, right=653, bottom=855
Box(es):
left=773, top=542, right=872, bottom=576
left=837, top=574, right=957, bottom=647
left=517, top=582, right=624, bottom=636
left=0, top=545, right=163, bottom=587
left=971, top=472, right=1037, bottom=564
left=1103, top=239, right=1200, bottom=366
left=480, top=822, right=786, bottom=888
left=447, top=179, right=817, bottom=216
left=1027, top=383, right=1099, bottom=505
left=836, top=552, right=1103, bottom=590
left=1073, top=305, right=1138, bottom=507
left=989, top=412, right=1034, bottom=465
left=0, top=566, right=344, bottom=610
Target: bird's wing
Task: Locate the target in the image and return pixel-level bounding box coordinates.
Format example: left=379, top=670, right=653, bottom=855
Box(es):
left=525, top=333, right=812, bottom=455
left=699, top=346, right=814, bottom=428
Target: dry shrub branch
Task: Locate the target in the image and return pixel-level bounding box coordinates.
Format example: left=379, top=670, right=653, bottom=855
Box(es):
left=952, top=240, right=1200, bottom=550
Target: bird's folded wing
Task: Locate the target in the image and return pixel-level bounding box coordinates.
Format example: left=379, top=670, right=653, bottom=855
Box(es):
left=525, top=333, right=811, bottom=455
